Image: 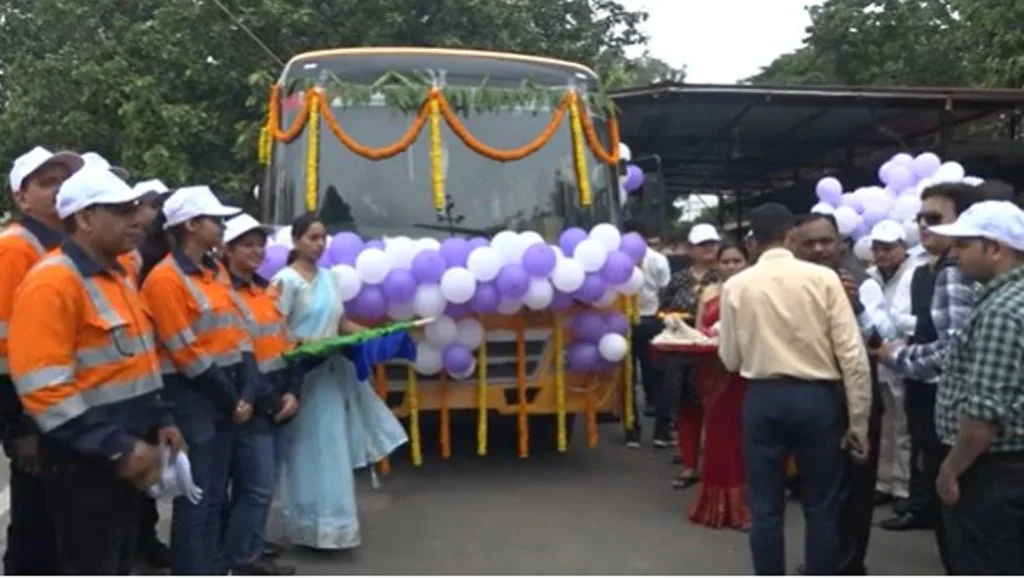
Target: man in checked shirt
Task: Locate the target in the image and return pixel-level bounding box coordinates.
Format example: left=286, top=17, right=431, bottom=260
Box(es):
left=915, top=200, right=1024, bottom=575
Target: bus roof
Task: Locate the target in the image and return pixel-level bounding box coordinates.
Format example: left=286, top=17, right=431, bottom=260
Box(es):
left=285, top=47, right=598, bottom=79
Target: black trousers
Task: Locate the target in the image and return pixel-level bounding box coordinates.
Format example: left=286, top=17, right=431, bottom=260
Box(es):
left=904, top=381, right=942, bottom=521
left=138, top=496, right=160, bottom=545
left=631, top=316, right=668, bottom=437
left=941, top=450, right=1024, bottom=575
left=837, top=391, right=883, bottom=575
left=3, top=466, right=59, bottom=575
left=42, top=446, right=143, bottom=575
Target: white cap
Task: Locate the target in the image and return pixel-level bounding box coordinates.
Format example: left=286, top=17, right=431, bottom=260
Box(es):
left=132, top=179, right=170, bottom=196
left=56, top=167, right=146, bottom=219
left=929, top=201, right=1024, bottom=251
left=223, top=214, right=269, bottom=245
left=9, top=147, right=84, bottom=193
left=688, top=223, right=721, bottom=245
left=869, top=220, right=906, bottom=244
left=81, top=152, right=130, bottom=180
left=162, top=185, right=241, bottom=229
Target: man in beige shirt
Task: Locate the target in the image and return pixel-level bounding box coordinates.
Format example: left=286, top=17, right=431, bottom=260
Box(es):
left=717, top=203, right=872, bottom=576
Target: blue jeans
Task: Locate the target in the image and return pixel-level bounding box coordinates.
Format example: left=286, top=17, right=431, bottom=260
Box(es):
left=222, top=421, right=277, bottom=567
left=743, top=379, right=846, bottom=575
left=171, top=415, right=233, bottom=575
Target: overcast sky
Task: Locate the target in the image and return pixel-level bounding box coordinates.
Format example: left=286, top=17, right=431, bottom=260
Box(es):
left=620, top=0, right=820, bottom=84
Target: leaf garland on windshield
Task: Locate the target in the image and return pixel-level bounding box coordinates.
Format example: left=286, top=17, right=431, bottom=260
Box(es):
left=282, top=70, right=616, bottom=117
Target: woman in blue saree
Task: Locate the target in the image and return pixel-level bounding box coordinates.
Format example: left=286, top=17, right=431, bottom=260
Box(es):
left=272, top=214, right=408, bottom=550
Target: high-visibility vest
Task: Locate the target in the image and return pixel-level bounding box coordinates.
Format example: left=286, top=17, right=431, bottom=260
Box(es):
left=9, top=253, right=163, bottom=432
left=232, top=279, right=292, bottom=374
left=0, top=224, right=49, bottom=376
left=143, top=255, right=253, bottom=378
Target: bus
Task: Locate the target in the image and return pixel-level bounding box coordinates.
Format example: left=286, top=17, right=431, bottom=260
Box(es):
left=259, top=47, right=625, bottom=455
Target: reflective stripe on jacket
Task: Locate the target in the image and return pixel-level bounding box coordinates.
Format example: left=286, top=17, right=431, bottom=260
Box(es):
left=0, top=223, right=49, bottom=375
left=231, top=275, right=292, bottom=374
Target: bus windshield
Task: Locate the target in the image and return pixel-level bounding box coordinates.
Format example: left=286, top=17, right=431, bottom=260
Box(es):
left=265, top=98, right=619, bottom=242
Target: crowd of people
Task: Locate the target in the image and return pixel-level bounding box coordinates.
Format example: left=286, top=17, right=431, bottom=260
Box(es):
left=0, top=146, right=409, bottom=575
left=629, top=179, right=1024, bottom=574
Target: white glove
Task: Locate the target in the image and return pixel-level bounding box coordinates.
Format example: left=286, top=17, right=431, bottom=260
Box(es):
left=148, top=446, right=204, bottom=504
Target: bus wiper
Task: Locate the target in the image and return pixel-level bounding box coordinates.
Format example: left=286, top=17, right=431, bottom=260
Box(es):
left=411, top=222, right=505, bottom=236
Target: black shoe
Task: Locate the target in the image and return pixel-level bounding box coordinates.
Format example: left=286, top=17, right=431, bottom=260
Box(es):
left=643, top=405, right=655, bottom=417
left=879, top=512, right=934, bottom=531
left=795, top=563, right=805, bottom=575
left=892, top=498, right=910, bottom=515
left=872, top=490, right=893, bottom=507
left=652, top=437, right=676, bottom=449
left=137, top=538, right=171, bottom=569
left=261, top=541, right=284, bottom=560
left=624, top=431, right=641, bottom=449
left=231, top=558, right=296, bottom=575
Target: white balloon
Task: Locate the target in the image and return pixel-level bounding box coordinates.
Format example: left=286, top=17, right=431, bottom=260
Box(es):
left=915, top=177, right=937, bottom=197
left=273, top=226, right=294, bottom=249
left=414, top=344, right=443, bottom=375
left=425, top=315, right=459, bottom=348
left=449, top=358, right=477, bottom=380
left=417, top=237, right=442, bottom=252
left=934, top=161, right=965, bottom=183
left=811, top=202, right=836, bottom=215
left=496, top=297, right=522, bottom=315
left=552, top=246, right=566, bottom=261
left=354, top=248, right=392, bottom=284
left=903, top=220, right=921, bottom=247
left=465, top=247, right=502, bottom=282
left=617, top=267, right=644, bottom=296
left=439, top=267, right=477, bottom=305
left=550, top=258, right=586, bottom=293
left=330, top=265, right=362, bottom=302
left=890, top=194, right=922, bottom=222
left=963, top=175, right=984, bottom=186
left=412, top=285, right=446, bottom=318
left=387, top=300, right=416, bottom=321
left=573, top=239, right=607, bottom=273
left=384, top=236, right=418, bottom=269
left=852, top=236, right=873, bottom=262
left=455, top=318, right=485, bottom=349
left=490, top=231, right=521, bottom=264
left=522, top=278, right=554, bottom=310
left=519, top=231, right=545, bottom=248
left=618, top=142, right=632, bottom=162
left=589, top=223, right=622, bottom=253
left=597, top=333, right=629, bottom=362
left=594, top=288, right=618, bottom=308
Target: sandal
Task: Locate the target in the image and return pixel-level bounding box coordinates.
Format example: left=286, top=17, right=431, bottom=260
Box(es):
left=671, top=474, right=699, bottom=490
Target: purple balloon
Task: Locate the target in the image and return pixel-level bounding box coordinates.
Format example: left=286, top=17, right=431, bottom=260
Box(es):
left=600, top=250, right=634, bottom=285
left=442, top=343, right=474, bottom=374
left=381, top=268, right=417, bottom=303
left=886, top=165, right=915, bottom=191
left=559, top=227, right=588, bottom=257
left=815, top=177, right=843, bottom=206
left=605, top=312, right=630, bottom=336
left=521, top=243, right=557, bottom=278
left=495, top=264, right=529, bottom=299
left=911, top=152, right=942, bottom=180
left=623, top=164, right=644, bottom=192
left=467, top=236, right=490, bottom=252
left=328, top=231, right=364, bottom=265
left=444, top=302, right=471, bottom=319
left=469, top=281, right=500, bottom=314
left=439, top=237, right=471, bottom=268
left=570, top=311, right=606, bottom=342
left=550, top=290, right=574, bottom=312
left=349, top=285, right=388, bottom=320
left=364, top=239, right=385, bottom=251
left=410, top=250, right=446, bottom=284
left=877, top=161, right=895, bottom=187
left=618, top=232, right=647, bottom=264
left=316, top=251, right=334, bottom=268
left=566, top=342, right=600, bottom=372
left=258, top=244, right=289, bottom=279
left=839, top=193, right=862, bottom=212
left=574, top=273, right=606, bottom=303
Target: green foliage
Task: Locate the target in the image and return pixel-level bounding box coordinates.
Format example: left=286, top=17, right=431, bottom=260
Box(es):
left=603, top=51, right=687, bottom=90
left=0, top=0, right=652, bottom=211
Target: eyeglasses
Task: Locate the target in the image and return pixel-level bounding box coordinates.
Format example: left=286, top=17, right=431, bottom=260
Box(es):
left=915, top=212, right=944, bottom=226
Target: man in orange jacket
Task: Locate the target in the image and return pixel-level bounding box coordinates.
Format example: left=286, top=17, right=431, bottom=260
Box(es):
left=0, top=146, right=83, bottom=575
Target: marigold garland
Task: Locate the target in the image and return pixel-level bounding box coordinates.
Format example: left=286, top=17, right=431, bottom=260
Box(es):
left=621, top=298, right=635, bottom=432
left=439, top=371, right=451, bottom=459
left=406, top=364, right=422, bottom=466
left=553, top=314, right=568, bottom=452
left=428, top=91, right=445, bottom=212
left=304, top=94, right=320, bottom=212
left=515, top=318, right=529, bottom=458
left=257, top=126, right=271, bottom=166
left=476, top=338, right=488, bottom=457
left=568, top=92, right=592, bottom=207
left=373, top=364, right=391, bottom=475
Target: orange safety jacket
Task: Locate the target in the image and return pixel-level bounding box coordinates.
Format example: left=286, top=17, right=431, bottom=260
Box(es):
left=141, top=250, right=256, bottom=414
left=8, top=240, right=168, bottom=458
left=0, top=216, right=64, bottom=441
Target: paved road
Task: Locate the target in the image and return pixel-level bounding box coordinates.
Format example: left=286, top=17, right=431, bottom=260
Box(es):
left=0, top=422, right=945, bottom=575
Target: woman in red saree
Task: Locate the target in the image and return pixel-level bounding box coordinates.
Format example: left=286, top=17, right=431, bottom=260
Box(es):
left=687, top=243, right=751, bottom=531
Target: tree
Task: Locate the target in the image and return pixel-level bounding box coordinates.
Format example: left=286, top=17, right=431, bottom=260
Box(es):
left=0, top=0, right=651, bottom=209
left=949, top=0, right=1024, bottom=88
left=604, top=51, right=687, bottom=89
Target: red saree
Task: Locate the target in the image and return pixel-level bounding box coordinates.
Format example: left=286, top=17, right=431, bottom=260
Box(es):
left=688, top=295, right=751, bottom=530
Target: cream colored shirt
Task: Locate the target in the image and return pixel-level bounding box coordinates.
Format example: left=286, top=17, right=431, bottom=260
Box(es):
left=717, top=248, right=872, bottom=434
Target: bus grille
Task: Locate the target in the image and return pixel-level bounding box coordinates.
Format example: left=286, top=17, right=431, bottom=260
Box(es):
left=382, top=329, right=552, bottom=388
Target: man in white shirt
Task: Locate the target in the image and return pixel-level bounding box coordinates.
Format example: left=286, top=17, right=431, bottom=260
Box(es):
left=627, top=224, right=670, bottom=448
